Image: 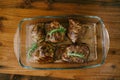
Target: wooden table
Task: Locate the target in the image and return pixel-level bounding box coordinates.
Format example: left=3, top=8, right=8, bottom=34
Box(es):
left=0, top=0, right=120, bottom=79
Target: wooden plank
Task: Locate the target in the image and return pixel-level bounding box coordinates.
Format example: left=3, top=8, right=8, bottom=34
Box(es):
left=0, top=9, right=120, bottom=23
left=0, top=73, right=119, bottom=80
left=0, top=74, right=10, bottom=80
left=0, top=0, right=120, bottom=8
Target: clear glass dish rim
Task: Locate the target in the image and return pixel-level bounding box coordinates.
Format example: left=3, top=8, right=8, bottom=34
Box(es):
left=18, top=15, right=108, bottom=70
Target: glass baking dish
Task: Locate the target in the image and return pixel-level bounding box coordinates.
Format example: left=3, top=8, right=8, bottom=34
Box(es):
left=14, top=15, right=109, bottom=70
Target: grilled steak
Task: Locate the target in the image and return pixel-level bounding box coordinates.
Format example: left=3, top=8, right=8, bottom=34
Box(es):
left=54, top=45, right=66, bottom=62
left=29, top=42, right=54, bottom=63
left=68, top=19, right=87, bottom=43
left=31, top=23, right=45, bottom=43
left=45, top=21, right=66, bottom=43
left=62, top=43, right=90, bottom=63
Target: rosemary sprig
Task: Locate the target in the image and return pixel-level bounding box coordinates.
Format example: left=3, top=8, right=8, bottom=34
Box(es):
left=67, top=52, right=84, bottom=58
left=27, top=43, right=38, bottom=59
left=48, top=25, right=66, bottom=36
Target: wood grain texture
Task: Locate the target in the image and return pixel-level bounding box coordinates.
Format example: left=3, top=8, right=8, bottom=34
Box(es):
left=0, top=74, right=73, bottom=80
left=0, top=0, right=120, bottom=79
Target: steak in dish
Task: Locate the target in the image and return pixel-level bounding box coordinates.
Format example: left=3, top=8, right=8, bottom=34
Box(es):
left=62, top=43, right=90, bottom=63
left=45, top=21, right=66, bottom=43
left=31, top=23, right=45, bottom=43
left=28, top=42, right=55, bottom=63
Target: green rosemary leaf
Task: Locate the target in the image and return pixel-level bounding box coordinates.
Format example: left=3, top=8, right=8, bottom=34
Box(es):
left=68, top=52, right=84, bottom=58
left=27, top=43, right=38, bottom=59
left=48, top=25, right=66, bottom=36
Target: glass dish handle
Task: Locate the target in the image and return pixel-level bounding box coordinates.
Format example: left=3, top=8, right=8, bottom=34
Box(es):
left=104, top=28, right=110, bottom=58
left=14, top=28, right=19, bottom=61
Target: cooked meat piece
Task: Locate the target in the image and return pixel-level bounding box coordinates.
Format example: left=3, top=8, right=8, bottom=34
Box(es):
left=45, top=21, right=66, bottom=43
left=31, top=23, right=45, bottom=43
left=62, top=43, right=90, bottom=63
left=68, top=19, right=87, bottom=43
left=54, top=46, right=66, bottom=62
left=29, top=42, right=55, bottom=63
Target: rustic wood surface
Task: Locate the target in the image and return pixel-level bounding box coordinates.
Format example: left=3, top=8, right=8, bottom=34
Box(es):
left=0, top=73, right=73, bottom=80
left=0, top=0, right=120, bottom=80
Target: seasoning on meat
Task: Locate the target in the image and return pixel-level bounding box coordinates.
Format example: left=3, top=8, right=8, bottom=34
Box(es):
left=62, top=43, right=90, bottom=63
left=54, top=46, right=66, bottom=62
left=46, top=21, right=66, bottom=43
left=29, top=42, right=55, bottom=63
left=68, top=19, right=87, bottom=43
left=31, top=23, right=45, bottom=43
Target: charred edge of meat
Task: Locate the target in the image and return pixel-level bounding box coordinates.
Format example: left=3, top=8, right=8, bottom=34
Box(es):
left=79, top=43, right=90, bottom=63
left=68, top=19, right=88, bottom=43
left=31, top=23, right=45, bottom=43
left=30, top=42, right=55, bottom=63
left=54, top=45, right=67, bottom=61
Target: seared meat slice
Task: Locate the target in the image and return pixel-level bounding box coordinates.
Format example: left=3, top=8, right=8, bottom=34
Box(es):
left=29, top=42, right=55, bottom=63
left=68, top=19, right=87, bottom=43
left=54, top=46, right=66, bottom=62
left=31, top=23, right=45, bottom=43
left=62, top=43, right=90, bottom=63
left=46, top=21, right=66, bottom=43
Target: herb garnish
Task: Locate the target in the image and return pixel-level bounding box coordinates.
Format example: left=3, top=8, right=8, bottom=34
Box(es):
left=48, top=25, right=66, bottom=36
left=27, top=43, right=38, bottom=59
left=68, top=52, right=84, bottom=58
